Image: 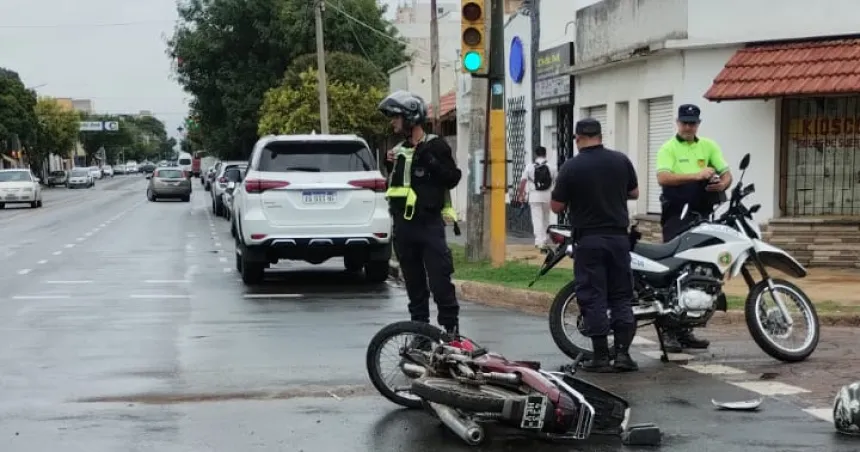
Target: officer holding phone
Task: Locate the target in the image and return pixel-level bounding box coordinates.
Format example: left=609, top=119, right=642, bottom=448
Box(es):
left=655, top=103, right=733, bottom=352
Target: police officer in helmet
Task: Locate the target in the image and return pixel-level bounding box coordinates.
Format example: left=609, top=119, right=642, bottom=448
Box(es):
left=655, top=104, right=733, bottom=352
left=378, top=91, right=463, bottom=336
left=551, top=118, right=640, bottom=373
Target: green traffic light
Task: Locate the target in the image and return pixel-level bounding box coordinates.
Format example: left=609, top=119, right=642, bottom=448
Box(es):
left=463, top=51, right=482, bottom=72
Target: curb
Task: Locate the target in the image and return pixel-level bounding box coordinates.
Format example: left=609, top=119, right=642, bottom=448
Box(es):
left=388, top=260, right=860, bottom=327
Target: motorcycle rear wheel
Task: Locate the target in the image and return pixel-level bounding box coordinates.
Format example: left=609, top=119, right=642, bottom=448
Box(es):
left=411, top=378, right=509, bottom=413
left=548, top=281, right=615, bottom=360
left=366, top=321, right=445, bottom=409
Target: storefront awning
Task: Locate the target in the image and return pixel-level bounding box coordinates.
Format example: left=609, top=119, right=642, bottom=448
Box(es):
left=704, top=38, right=860, bottom=101
left=427, top=91, right=457, bottom=119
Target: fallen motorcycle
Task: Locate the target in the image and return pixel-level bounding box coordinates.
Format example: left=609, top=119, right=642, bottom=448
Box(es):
left=366, top=320, right=661, bottom=446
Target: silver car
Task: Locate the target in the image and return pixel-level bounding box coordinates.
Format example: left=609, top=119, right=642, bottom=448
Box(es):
left=146, top=167, right=191, bottom=202
left=67, top=168, right=94, bottom=188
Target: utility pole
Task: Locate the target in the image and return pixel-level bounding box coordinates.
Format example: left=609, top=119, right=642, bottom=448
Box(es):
left=486, top=0, right=506, bottom=267
left=429, top=0, right=441, bottom=133
left=314, top=0, right=331, bottom=134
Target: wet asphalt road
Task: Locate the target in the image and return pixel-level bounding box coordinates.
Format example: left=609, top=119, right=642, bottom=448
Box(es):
left=0, top=175, right=856, bottom=451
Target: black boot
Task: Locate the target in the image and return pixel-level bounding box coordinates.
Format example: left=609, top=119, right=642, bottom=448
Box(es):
left=580, top=336, right=616, bottom=373
left=613, top=326, right=639, bottom=372
left=660, top=328, right=683, bottom=354
left=677, top=328, right=710, bottom=349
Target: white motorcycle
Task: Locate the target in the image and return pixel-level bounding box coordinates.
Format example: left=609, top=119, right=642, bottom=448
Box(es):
left=535, top=153, right=820, bottom=363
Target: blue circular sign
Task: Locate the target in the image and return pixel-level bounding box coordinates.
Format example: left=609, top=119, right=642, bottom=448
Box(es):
left=509, top=36, right=525, bottom=84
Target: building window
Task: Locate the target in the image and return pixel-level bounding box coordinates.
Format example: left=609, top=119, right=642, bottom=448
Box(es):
left=781, top=96, right=860, bottom=216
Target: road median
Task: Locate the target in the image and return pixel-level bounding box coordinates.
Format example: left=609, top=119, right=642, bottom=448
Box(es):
left=389, top=245, right=860, bottom=327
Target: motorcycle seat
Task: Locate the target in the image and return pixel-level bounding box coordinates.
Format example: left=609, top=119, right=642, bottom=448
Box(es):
left=633, top=235, right=684, bottom=261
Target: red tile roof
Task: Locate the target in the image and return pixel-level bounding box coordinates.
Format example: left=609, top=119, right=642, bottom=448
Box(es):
left=704, top=38, right=860, bottom=101
left=427, top=90, right=457, bottom=117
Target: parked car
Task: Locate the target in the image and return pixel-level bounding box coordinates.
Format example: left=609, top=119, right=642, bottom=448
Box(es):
left=67, top=168, right=94, bottom=188
left=88, top=166, right=102, bottom=180
left=46, top=170, right=68, bottom=187
left=231, top=134, right=391, bottom=284
left=220, top=165, right=246, bottom=222
left=146, top=167, right=192, bottom=202
left=0, top=169, right=43, bottom=208
left=102, top=165, right=114, bottom=178
left=114, top=164, right=126, bottom=175
left=210, top=161, right=247, bottom=217
left=204, top=163, right=219, bottom=191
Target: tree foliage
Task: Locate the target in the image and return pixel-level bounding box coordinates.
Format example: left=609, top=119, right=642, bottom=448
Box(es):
left=283, top=51, right=387, bottom=89
left=79, top=115, right=173, bottom=164
left=31, top=97, right=80, bottom=172
left=167, top=0, right=406, bottom=160
left=258, top=69, right=388, bottom=143
left=0, top=68, right=38, bottom=152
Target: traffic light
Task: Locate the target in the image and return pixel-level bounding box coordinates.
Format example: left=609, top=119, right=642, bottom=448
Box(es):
left=461, top=0, right=486, bottom=74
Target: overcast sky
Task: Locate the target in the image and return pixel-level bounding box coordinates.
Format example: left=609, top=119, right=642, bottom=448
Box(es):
left=0, top=0, right=402, bottom=142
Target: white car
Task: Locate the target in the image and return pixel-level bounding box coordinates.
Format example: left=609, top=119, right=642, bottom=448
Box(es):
left=0, top=169, right=43, bottom=208
left=231, top=134, right=392, bottom=284
left=102, top=165, right=114, bottom=177
left=67, top=168, right=94, bottom=188
left=88, top=166, right=102, bottom=180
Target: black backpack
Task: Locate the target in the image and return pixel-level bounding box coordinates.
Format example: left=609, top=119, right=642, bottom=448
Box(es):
left=533, top=162, right=552, bottom=191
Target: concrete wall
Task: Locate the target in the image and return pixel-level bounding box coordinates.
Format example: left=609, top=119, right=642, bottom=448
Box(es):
left=575, top=0, right=688, bottom=63
left=387, top=61, right=457, bottom=102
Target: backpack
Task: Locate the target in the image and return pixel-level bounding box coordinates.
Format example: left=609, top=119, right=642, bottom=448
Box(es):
left=533, top=162, right=552, bottom=191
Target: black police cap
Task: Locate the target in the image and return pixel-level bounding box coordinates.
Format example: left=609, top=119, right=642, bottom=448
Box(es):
left=575, top=118, right=602, bottom=137
left=678, top=104, right=701, bottom=122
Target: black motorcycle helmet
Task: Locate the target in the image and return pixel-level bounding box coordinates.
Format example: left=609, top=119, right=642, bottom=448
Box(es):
left=378, top=90, right=428, bottom=129
left=834, top=381, right=860, bottom=435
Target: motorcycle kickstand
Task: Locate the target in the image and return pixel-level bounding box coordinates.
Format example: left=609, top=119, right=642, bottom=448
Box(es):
left=653, top=323, right=670, bottom=363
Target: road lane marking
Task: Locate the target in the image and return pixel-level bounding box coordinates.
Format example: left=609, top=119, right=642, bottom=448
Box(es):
left=804, top=408, right=833, bottom=423
left=100, top=223, right=106, bottom=227
left=64, top=244, right=75, bottom=248
left=243, top=294, right=303, bottom=299
left=631, top=336, right=656, bottom=346
left=18, top=269, right=31, bottom=275
left=85, top=232, right=93, bottom=237
left=52, top=251, right=62, bottom=255
left=144, top=280, right=190, bottom=284
left=214, top=242, right=222, bottom=247
left=76, top=237, right=84, bottom=241
left=37, top=260, right=47, bottom=264
left=129, top=294, right=191, bottom=299
left=13, top=295, right=71, bottom=300
left=729, top=381, right=810, bottom=396
left=46, top=280, right=93, bottom=284
left=219, top=257, right=228, bottom=263
left=223, top=267, right=232, bottom=272
left=680, top=364, right=747, bottom=375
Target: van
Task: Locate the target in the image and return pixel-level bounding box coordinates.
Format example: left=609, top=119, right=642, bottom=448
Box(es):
left=177, top=152, right=193, bottom=177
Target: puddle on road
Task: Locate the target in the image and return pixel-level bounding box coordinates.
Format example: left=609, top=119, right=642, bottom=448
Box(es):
left=74, top=384, right=376, bottom=405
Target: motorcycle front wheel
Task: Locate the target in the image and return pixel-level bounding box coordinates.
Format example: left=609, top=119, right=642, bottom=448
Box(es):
left=745, top=278, right=820, bottom=362
left=366, top=321, right=445, bottom=409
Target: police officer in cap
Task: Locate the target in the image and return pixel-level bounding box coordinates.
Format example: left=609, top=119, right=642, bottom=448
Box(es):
left=551, top=118, right=640, bottom=373
left=378, top=91, right=464, bottom=335
left=655, top=104, right=733, bottom=352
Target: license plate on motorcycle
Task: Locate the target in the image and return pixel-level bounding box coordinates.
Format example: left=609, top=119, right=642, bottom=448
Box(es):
left=520, top=395, right=548, bottom=430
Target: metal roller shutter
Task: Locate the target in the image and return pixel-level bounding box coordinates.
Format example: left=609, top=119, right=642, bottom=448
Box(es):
left=585, top=105, right=607, bottom=131
left=646, top=97, right=674, bottom=214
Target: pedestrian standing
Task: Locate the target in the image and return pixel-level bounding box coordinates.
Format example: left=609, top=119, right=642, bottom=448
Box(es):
left=551, top=118, right=640, bottom=373
left=377, top=91, right=464, bottom=336
left=517, top=146, right=557, bottom=251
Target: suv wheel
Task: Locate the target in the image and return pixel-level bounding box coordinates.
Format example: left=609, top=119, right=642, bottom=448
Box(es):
left=364, top=260, right=390, bottom=283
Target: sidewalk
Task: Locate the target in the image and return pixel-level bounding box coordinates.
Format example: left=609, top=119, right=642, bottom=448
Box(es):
left=504, top=244, right=860, bottom=306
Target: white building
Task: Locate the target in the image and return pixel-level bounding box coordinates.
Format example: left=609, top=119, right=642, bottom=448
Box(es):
left=547, top=0, right=860, bottom=267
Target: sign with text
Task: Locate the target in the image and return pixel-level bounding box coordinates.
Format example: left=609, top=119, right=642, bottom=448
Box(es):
left=534, top=42, right=574, bottom=109
left=787, top=117, right=860, bottom=148
left=79, top=121, right=120, bottom=132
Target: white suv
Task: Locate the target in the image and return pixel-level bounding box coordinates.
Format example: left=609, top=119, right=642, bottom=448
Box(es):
left=231, top=134, right=392, bottom=284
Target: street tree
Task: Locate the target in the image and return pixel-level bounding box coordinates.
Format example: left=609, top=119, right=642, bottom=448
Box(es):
left=283, top=51, right=387, bottom=89
left=258, top=69, right=388, bottom=144
left=0, top=68, right=38, bottom=153
left=167, top=0, right=406, bottom=160
left=31, top=97, right=80, bottom=174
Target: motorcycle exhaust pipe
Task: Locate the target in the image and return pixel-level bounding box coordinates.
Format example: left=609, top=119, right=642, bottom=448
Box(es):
left=429, top=402, right=485, bottom=445
left=400, top=362, right=425, bottom=379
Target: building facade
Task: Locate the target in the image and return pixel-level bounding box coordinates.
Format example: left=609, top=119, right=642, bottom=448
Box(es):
left=557, top=0, right=860, bottom=267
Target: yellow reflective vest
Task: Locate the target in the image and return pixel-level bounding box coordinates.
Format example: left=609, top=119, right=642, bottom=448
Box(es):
left=385, top=134, right=460, bottom=232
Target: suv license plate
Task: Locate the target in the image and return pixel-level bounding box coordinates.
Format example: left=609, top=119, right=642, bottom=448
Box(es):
left=302, top=191, right=336, bottom=204
left=520, top=395, right=548, bottom=430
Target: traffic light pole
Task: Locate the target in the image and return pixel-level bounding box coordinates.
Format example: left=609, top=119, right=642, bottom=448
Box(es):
left=486, top=0, right=506, bottom=267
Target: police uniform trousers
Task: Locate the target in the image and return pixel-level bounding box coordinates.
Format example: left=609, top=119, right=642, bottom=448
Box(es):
left=393, top=215, right=460, bottom=329
left=573, top=233, right=636, bottom=337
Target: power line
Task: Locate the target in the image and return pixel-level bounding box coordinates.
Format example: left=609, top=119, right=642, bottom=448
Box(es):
left=0, top=19, right=176, bottom=29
